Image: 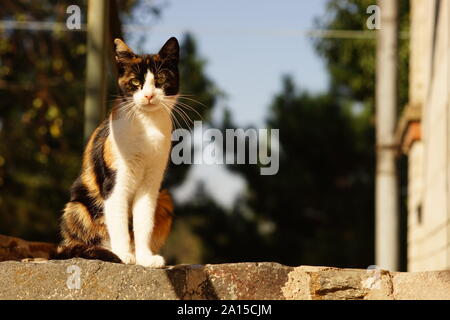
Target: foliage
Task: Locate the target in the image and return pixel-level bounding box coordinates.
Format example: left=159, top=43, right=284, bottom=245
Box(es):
left=313, top=0, right=410, bottom=109
left=0, top=0, right=88, bottom=241
left=313, top=0, right=410, bottom=268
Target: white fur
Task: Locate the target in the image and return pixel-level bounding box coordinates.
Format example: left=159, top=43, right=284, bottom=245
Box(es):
left=133, top=71, right=165, bottom=108
left=104, top=69, right=176, bottom=267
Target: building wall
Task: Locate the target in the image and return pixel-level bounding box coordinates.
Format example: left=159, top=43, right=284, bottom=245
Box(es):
left=407, top=0, right=450, bottom=271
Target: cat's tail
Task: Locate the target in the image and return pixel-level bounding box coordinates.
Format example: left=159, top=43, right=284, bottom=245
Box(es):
left=54, top=244, right=122, bottom=263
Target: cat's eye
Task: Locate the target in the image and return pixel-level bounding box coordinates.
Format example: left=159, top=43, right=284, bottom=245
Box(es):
left=130, top=78, right=140, bottom=86
left=156, top=74, right=166, bottom=84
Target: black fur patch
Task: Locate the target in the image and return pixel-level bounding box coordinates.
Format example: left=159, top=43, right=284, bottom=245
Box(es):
left=70, top=179, right=104, bottom=219
left=55, top=244, right=122, bottom=263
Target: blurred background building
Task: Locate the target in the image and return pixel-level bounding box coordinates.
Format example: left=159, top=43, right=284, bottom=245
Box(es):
left=399, top=0, right=450, bottom=272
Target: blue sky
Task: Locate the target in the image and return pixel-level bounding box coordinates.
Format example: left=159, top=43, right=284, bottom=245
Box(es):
left=129, top=0, right=329, bottom=127
left=127, top=0, right=330, bottom=207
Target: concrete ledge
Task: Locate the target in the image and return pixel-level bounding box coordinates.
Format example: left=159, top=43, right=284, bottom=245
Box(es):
left=1, top=259, right=450, bottom=299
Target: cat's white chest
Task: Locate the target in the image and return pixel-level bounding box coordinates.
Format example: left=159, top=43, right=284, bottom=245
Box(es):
left=110, top=112, right=172, bottom=171
left=142, top=126, right=167, bottom=147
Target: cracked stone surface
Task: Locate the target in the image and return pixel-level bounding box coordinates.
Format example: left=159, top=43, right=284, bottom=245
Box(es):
left=0, top=258, right=450, bottom=299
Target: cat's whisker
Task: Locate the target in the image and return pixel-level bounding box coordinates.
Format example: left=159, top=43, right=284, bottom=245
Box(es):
left=166, top=108, right=179, bottom=130
left=167, top=99, right=203, bottom=122
left=167, top=102, right=194, bottom=131
left=174, top=105, right=195, bottom=126
left=158, top=101, right=173, bottom=124
left=165, top=108, right=177, bottom=130
left=172, top=107, right=191, bottom=130
left=163, top=95, right=205, bottom=115
left=174, top=102, right=203, bottom=120
left=118, top=102, right=135, bottom=113
left=111, top=99, right=134, bottom=109
left=118, top=101, right=138, bottom=121
left=108, top=97, right=132, bottom=104
left=160, top=97, right=202, bottom=129
left=161, top=101, right=184, bottom=130
left=177, top=96, right=209, bottom=110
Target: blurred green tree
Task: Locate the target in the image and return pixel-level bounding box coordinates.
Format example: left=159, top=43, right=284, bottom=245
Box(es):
left=0, top=0, right=91, bottom=241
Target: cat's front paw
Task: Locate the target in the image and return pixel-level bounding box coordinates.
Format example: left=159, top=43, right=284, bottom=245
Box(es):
left=115, top=251, right=136, bottom=265
left=136, top=252, right=165, bottom=268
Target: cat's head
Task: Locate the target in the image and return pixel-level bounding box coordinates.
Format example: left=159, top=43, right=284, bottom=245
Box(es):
left=114, top=37, right=179, bottom=111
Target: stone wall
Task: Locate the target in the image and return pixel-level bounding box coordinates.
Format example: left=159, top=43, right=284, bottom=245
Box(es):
left=0, top=234, right=449, bottom=300
left=1, top=258, right=450, bottom=300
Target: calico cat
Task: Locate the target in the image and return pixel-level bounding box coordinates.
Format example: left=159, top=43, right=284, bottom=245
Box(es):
left=56, top=37, right=179, bottom=267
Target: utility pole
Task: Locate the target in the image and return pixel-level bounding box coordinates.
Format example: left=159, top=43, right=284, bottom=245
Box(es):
left=84, top=0, right=109, bottom=141
left=375, top=0, right=399, bottom=271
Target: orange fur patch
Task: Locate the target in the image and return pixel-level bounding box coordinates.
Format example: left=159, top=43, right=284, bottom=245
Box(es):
left=131, top=57, right=142, bottom=64
left=103, top=136, right=116, bottom=170
left=114, top=38, right=133, bottom=53
left=62, top=201, right=108, bottom=247
left=150, top=190, right=174, bottom=253
left=80, top=128, right=102, bottom=203
left=71, top=202, right=94, bottom=229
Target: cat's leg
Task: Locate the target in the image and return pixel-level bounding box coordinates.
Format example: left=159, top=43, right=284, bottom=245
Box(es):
left=104, top=174, right=135, bottom=264
left=133, top=190, right=165, bottom=267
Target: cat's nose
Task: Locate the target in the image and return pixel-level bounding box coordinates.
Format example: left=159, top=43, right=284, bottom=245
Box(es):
left=144, top=94, right=155, bottom=102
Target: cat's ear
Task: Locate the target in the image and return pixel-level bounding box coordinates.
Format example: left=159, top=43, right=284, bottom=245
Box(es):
left=158, top=37, right=179, bottom=62
left=114, top=38, right=135, bottom=63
